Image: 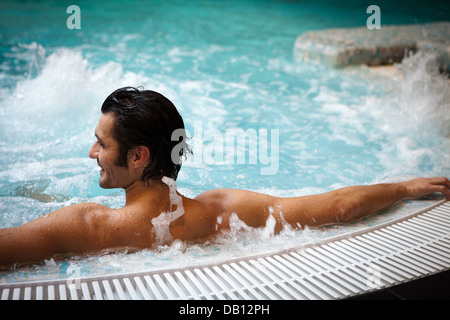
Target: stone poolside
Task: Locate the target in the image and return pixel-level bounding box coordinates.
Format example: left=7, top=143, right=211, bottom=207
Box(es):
left=294, top=22, right=450, bottom=71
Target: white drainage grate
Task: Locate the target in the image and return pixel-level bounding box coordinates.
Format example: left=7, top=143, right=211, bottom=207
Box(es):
left=1, top=200, right=449, bottom=300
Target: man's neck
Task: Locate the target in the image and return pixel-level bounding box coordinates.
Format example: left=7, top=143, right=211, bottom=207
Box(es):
left=123, top=178, right=169, bottom=208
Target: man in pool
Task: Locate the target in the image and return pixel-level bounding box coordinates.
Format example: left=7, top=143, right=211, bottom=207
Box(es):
left=1, top=87, right=449, bottom=268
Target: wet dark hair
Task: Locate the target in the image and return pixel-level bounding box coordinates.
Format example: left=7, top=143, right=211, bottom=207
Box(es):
left=101, top=86, right=190, bottom=181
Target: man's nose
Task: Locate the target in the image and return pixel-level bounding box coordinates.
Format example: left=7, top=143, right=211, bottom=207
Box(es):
left=89, top=142, right=99, bottom=159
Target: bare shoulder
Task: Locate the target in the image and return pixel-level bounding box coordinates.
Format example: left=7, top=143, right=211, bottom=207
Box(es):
left=194, top=188, right=230, bottom=209
left=43, top=202, right=111, bottom=224
left=52, top=201, right=109, bottom=214
left=195, top=188, right=277, bottom=209
left=171, top=191, right=229, bottom=241
left=62, top=202, right=155, bottom=250
left=194, top=188, right=285, bottom=230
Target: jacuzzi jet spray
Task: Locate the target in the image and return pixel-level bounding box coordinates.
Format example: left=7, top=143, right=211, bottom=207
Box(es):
left=151, top=176, right=185, bottom=246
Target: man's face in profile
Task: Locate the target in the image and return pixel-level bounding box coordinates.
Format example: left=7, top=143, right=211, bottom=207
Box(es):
left=89, top=113, right=133, bottom=189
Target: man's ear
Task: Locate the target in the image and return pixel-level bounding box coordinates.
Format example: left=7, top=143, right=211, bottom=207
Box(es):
left=130, top=146, right=150, bottom=168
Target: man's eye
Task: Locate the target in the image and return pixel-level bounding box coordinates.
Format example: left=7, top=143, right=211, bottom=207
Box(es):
left=97, top=140, right=105, bottom=147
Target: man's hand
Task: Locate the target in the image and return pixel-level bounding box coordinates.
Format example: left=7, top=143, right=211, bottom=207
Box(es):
left=400, top=177, right=450, bottom=200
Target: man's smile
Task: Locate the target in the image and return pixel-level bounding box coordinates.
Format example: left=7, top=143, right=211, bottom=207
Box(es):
left=97, top=160, right=105, bottom=172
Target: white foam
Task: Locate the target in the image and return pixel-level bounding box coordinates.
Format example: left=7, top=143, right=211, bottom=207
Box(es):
left=371, top=50, right=450, bottom=178
left=151, top=176, right=186, bottom=246
left=320, top=49, right=450, bottom=181
left=393, top=50, right=450, bottom=137
left=0, top=46, right=160, bottom=140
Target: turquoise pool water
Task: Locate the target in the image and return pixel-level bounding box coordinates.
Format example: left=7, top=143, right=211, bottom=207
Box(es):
left=0, top=0, right=449, bottom=281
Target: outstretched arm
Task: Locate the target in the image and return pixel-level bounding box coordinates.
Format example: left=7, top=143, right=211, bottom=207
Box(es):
left=330, top=177, right=450, bottom=223
left=197, top=177, right=450, bottom=232
left=280, top=177, right=450, bottom=227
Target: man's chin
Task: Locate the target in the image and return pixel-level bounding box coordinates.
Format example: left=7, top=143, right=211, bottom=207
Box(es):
left=98, top=178, right=114, bottom=189
left=99, top=170, right=114, bottom=189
